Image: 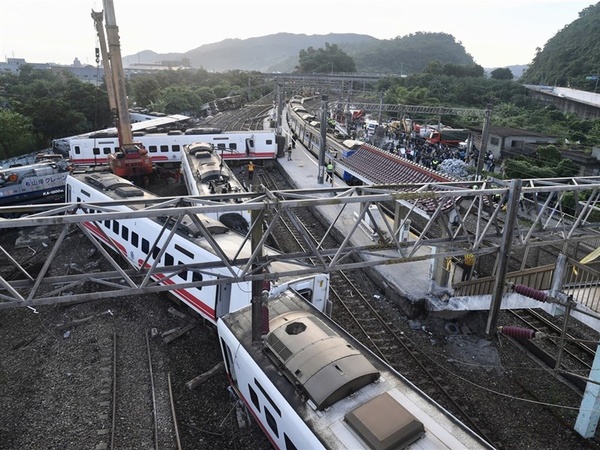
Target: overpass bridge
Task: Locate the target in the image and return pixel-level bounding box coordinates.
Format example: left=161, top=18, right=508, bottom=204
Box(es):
left=524, top=85, right=600, bottom=120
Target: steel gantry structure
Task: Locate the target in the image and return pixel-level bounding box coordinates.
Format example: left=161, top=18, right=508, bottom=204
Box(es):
left=268, top=73, right=486, bottom=117
left=0, top=175, right=599, bottom=315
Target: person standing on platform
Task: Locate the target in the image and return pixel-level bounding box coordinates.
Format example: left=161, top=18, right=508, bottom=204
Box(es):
left=326, top=160, right=334, bottom=185
left=287, top=144, right=292, bottom=160
left=247, top=161, right=255, bottom=182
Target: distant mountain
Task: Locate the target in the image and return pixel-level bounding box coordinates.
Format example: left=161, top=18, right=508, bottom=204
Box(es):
left=123, top=33, right=378, bottom=73
left=122, top=32, right=479, bottom=75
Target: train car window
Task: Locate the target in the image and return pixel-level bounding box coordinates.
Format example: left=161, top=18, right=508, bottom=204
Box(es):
left=160, top=145, right=169, bottom=153
left=74, top=146, right=81, bottom=155
left=264, top=408, right=279, bottom=438
left=177, top=262, right=187, bottom=281
left=121, top=226, right=129, bottom=241
left=104, top=219, right=110, bottom=229
left=131, top=231, right=139, bottom=248
left=216, top=143, right=226, bottom=151
left=249, top=386, right=261, bottom=412
left=152, top=246, right=161, bottom=259
left=230, top=143, right=237, bottom=151
left=266, top=139, right=273, bottom=145
left=148, top=146, right=158, bottom=153
left=76, top=197, right=81, bottom=203
left=255, top=379, right=281, bottom=416
left=164, top=253, right=174, bottom=266
left=284, top=434, right=298, bottom=450
left=191, top=271, right=203, bottom=289
left=142, top=238, right=149, bottom=253
left=174, top=243, right=194, bottom=259
left=103, top=147, right=111, bottom=155
left=81, top=189, right=91, bottom=198
left=93, top=148, right=100, bottom=155
left=172, top=145, right=181, bottom=152
left=112, top=220, right=119, bottom=234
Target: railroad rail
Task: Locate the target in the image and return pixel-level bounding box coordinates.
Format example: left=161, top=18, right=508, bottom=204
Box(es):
left=504, top=308, right=596, bottom=391
left=258, top=168, right=500, bottom=447
left=96, top=330, right=180, bottom=449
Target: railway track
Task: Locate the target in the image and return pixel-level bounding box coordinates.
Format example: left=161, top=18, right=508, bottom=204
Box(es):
left=504, top=308, right=596, bottom=391
left=258, top=168, right=501, bottom=447
left=96, top=330, right=181, bottom=450
left=205, top=101, right=274, bottom=131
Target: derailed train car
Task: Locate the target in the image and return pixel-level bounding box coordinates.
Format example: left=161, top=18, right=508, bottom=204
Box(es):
left=217, top=294, right=494, bottom=450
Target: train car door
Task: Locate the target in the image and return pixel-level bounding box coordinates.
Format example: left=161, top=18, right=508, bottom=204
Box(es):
left=215, top=280, right=232, bottom=317
left=245, top=138, right=255, bottom=157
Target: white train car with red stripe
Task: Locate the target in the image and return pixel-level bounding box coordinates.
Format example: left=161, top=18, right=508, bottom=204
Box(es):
left=64, top=129, right=282, bottom=167
left=65, top=170, right=328, bottom=324
left=217, top=294, right=494, bottom=450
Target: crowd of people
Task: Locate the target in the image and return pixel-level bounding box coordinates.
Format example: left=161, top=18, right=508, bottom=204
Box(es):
left=359, top=124, right=497, bottom=174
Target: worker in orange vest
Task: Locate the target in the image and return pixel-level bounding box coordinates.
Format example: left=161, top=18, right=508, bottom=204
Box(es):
left=247, top=161, right=255, bottom=181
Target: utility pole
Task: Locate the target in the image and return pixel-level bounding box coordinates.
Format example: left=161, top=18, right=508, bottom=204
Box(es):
left=276, top=84, right=283, bottom=136
left=476, top=103, right=493, bottom=180
left=317, top=95, right=328, bottom=184
left=486, top=179, right=522, bottom=335
left=251, top=206, right=265, bottom=344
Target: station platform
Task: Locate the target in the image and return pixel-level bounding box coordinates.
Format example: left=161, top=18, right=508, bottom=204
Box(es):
left=274, top=130, right=444, bottom=317
left=272, top=136, right=600, bottom=328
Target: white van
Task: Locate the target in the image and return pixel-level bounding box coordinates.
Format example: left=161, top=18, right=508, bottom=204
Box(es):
left=365, top=120, right=378, bottom=133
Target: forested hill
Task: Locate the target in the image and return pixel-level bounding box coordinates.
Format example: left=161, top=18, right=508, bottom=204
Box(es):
left=352, top=32, right=475, bottom=74
left=123, top=32, right=475, bottom=74
left=520, top=2, right=600, bottom=90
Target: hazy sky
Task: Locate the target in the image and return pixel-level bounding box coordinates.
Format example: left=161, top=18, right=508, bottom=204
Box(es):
left=0, top=0, right=595, bottom=69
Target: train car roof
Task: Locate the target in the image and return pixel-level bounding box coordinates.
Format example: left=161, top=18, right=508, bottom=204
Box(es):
left=220, top=294, right=493, bottom=449
left=130, top=114, right=190, bottom=131
left=63, top=115, right=191, bottom=140
left=265, top=309, right=380, bottom=410
left=69, top=170, right=230, bottom=236
left=67, top=170, right=308, bottom=279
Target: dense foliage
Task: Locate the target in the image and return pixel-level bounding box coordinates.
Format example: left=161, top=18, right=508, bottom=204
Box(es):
left=0, top=66, right=111, bottom=157
left=352, top=32, right=475, bottom=74
left=521, top=2, right=600, bottom=90
left=295, top=43, right=357, bottom=73
left=503, top=144, right=579, bottom=179
left=490, top=68, right=514, bottom=80
left=0, top=67, right=275, bottom=157
left=127, top=69, right=273, bottom=113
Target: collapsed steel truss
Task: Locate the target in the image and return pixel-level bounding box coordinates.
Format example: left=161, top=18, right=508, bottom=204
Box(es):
left=0, top=176, right=599, bottom=310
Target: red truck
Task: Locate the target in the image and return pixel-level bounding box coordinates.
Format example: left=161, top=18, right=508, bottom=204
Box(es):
left=426, top=129, right=469, bottom=146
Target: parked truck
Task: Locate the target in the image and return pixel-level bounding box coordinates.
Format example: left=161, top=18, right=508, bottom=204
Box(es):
left=426, top=128, right=469, bottom=146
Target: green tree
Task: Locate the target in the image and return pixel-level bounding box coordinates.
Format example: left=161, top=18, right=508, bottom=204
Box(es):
left=535, top=144, right=562, bottom=165
left=490, top=68, right=514, bottom=80
left=20, top=97, right=87, bottom=149
left=159, top=86, right=204, bottom=115
left=296, top=43, right=356, bottom=73
left=129, top=75, right=162, bottom=108
left=0, top=110, right=32, bottom=159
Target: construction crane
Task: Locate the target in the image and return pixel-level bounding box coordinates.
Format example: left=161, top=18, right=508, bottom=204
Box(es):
left=92, top=0, right=153, bottom=178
